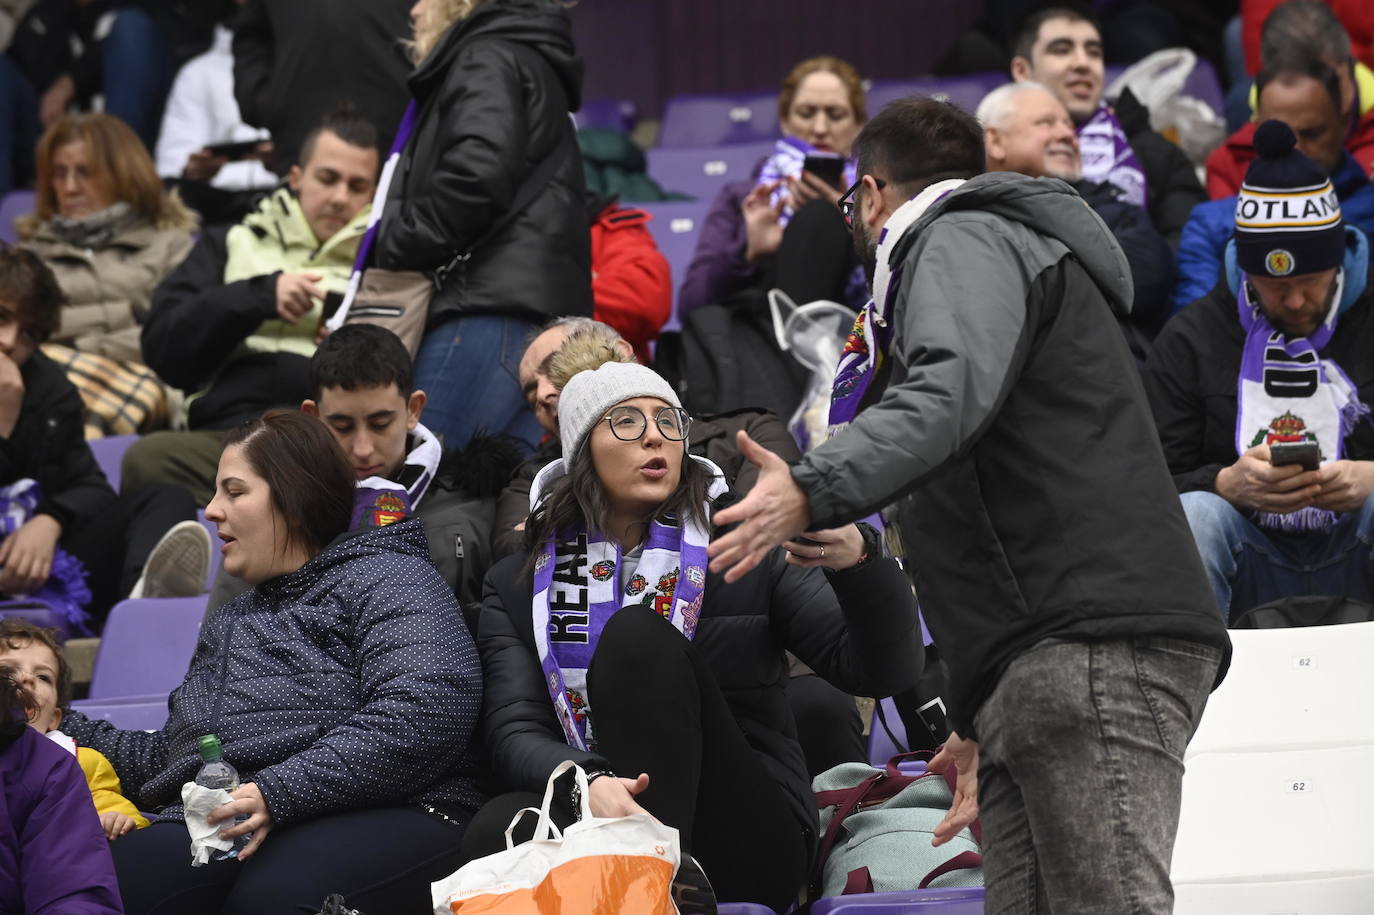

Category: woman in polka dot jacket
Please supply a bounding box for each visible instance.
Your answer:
[61,410,484,913]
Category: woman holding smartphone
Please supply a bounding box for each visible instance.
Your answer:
[678,56,869,320]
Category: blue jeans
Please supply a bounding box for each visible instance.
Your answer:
[0,54,38,195]
[974,636,1221,915]
[1180,490,1374,621]
[102,8,175,149]
[413,315,543,451]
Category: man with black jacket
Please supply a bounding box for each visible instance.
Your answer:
[1145,121,1374,623]
[232,0,411,176]
[708,97,1230,912]
[121,110,379,507]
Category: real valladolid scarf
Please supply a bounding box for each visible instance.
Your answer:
[1077,103,1148,210]
[349,421,443,529]
[528,455,727,751]
[1235,270,1370,531]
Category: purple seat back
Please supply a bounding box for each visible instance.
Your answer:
[867,696,910,767]
[867,74,1008,117]
[0,190,35,245]
[88,595,207,699]
[68,696,169,731]
[659,91,780,147]
[574,98,639,133]
[810,887,985,913]
[639,200,712,331]
[646,141,773,201]
[88,434,138,493]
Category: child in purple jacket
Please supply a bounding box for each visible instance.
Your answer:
[0,672,123,913]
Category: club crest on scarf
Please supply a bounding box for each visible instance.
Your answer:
[590,559,616,582]
[1249,411,1319,450]
[369,492,408,527]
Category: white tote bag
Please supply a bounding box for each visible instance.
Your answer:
[431,761,682,914]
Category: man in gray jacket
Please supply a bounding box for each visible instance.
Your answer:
[708,97,1230,912]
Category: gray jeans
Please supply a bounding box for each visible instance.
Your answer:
[973,636,1222,914]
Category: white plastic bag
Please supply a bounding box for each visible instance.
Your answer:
[1105,47,1227,166]
[766,288,858,452]
[431,761,681,914]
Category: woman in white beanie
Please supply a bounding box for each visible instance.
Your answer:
[468,361,924,910]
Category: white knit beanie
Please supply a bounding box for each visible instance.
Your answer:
[558,362,683,463]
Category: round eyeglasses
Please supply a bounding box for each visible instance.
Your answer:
[602,405,691,442]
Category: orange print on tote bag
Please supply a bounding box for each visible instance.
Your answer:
[431,761,681,915]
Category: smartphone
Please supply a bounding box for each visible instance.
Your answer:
[1269,441,1321,471]
[203,140,263,161]
[802,154,846,190]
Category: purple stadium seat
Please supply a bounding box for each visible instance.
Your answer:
[86,595,206,699]
[573,98,639,133]
[0,190,35,245]
[639,200,712,331]
[867,696,911,767]
[69,695,169,731]
[646,141,774,200]
[810,887,985,913]
[659,91,780,147]
[867,74,1008,117]
[87,434,138,492]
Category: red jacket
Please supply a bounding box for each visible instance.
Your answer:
[1242,0,1374,74]
[1205,112,1374,199]
[590,203,671,364]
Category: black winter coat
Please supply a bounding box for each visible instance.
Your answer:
[0,351,114,533]
[232,0,412,175]
[478,548,923,843]
[374,0,592,329]
[63,520,486,823]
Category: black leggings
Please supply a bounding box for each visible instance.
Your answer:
[463,607,811,912]
[110,808,466,914]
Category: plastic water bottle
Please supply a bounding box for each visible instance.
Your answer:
[195,734,250,859]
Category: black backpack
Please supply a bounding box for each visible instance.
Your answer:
[654,296,807,420]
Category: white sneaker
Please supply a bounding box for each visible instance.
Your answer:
[130,520,211,599]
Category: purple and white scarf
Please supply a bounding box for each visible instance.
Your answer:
[0,480,92,636]
[828,179,967,435]
[1235,270,1370,531]
[757,137,857,227]
[349,421,442,529]
[1077,103,1148,210]
[528,456,727,751]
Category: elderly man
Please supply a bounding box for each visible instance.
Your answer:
[1009,6,1205,246]
[1146,120,1374,623]
[708,96,1229,913]
[980,81,1173,337]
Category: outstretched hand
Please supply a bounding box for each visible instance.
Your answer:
[707,431,811,583]
[928,732,980,847]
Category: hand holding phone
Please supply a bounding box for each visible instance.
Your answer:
[801,154,846,190]
[1269,441,1321,471]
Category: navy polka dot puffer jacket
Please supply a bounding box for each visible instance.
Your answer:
[63,518,486,825]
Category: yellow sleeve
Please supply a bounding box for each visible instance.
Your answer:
[78,747,151,829]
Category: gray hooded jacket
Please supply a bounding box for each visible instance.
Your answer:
[792,173,1229,736]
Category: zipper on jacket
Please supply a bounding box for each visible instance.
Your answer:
[453,534,465,597]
